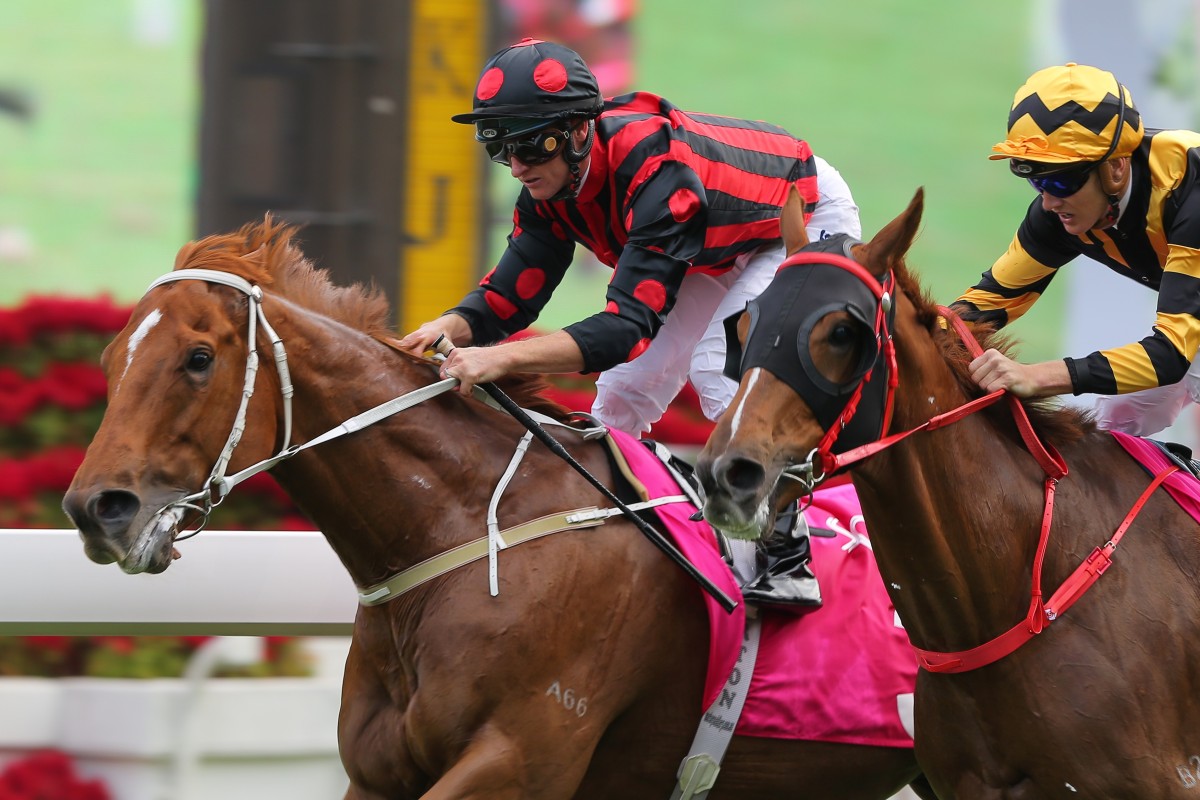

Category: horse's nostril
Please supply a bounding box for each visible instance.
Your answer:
[89,490,141,528]
[720,456,766,494]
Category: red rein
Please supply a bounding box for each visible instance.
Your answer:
[824,304,1176,673]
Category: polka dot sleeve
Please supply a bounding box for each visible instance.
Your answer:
[450,190,576,345]
[565,162,706,372]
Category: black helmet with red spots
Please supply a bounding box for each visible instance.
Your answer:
[454,39,602,201]
[451,38,603,140]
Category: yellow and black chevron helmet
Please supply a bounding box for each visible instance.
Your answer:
[990,63,1143,170]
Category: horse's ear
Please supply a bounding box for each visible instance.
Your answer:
[781,185,810,256]
[852,187,924,278]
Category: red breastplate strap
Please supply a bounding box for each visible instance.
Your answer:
[826,306,1176,673]
[912,462,1176,673]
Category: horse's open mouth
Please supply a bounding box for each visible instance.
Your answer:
[702,495,771,541]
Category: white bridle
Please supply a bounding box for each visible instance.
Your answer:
[143,268,458,538]
[139,268,644,606]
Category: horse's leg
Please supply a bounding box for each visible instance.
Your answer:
[711,738,924,800]
[907,774,940,800]
[337,648,596,800]
[418,722,596,800]
[336,631,430,799]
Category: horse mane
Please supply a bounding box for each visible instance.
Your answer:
[890,259,1094,447]
[173,215,572,422]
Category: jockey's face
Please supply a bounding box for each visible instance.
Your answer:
[1036,171,1110,235]
[507,124,590,201]
[1033,159,1127,236]
[509,148,572,200]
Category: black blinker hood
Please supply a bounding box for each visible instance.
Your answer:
[723,234,895,455]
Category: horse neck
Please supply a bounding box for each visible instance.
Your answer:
[254,297,514,589]
[852,320,1051,650]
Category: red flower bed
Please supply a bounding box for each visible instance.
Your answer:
[0,295,714,526]
[0,363,108,425]
[0,751,110,800]
[0,296,131,347]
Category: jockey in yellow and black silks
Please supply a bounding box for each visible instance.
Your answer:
[954,62,1200,436]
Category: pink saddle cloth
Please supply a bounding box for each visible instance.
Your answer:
[739,482,916,747]
[607,430,916,747]
[604,429,745,710]
[1111,431,1200,520]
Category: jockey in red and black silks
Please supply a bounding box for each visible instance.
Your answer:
[455,91,826,377]
[401,38,862,613]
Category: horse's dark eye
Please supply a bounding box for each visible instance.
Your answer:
[185,350,212,373]
[828,322,858,348]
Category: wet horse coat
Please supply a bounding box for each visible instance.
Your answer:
[63,219,932,799]
[698,188,1200,798]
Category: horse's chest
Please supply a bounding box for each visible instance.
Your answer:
[917,685,1182,797]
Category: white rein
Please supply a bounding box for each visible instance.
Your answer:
[142,269,681,605]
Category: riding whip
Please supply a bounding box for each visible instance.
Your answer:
[432,335,738,613]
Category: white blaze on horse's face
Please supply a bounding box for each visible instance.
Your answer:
[728,368,762,438]
[119,308,163,389]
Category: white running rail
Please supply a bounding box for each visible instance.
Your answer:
[0,529,357,635]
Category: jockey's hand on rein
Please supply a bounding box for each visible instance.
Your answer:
[968,350,1071,399]
[968,349,1035,397]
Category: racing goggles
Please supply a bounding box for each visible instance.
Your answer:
[1023,164,1096,198]
[484,126,570,166]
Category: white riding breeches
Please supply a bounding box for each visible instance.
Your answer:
[590,156,862,437]
[1092,347,1200,437]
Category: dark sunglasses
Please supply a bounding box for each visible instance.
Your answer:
[485,126,570,166]
[1027,166,1096,198]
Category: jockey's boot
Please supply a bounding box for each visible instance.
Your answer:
[740,502,822,614]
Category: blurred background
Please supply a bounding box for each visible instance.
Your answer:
[2,0,1196,391]
[0,0,1196,797]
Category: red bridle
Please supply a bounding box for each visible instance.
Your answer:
[777,251,900,465]
[810,304,1175,673]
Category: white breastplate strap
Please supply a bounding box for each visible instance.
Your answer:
[357,493,690,605]
[487,431,534,596]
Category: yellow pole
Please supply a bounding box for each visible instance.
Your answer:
[399,0,489,330]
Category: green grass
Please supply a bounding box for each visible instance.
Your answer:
[535,0,1064,363]
[0,0,1064,363]
[0,1,199,304]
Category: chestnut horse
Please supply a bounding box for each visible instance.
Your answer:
[62,219,932,799]
[698,187,1200,798]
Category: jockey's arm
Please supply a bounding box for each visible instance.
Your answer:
[958,215,1078,398]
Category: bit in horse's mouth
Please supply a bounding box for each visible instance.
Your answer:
[122,507,184,574]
